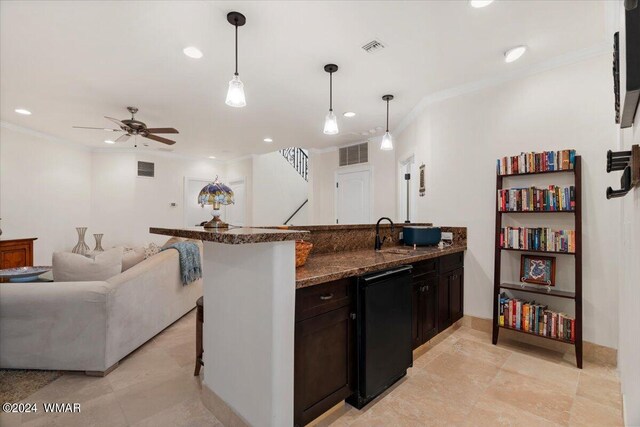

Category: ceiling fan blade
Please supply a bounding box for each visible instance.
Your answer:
[145,127,179,134]
[143,133,176,145]
[115,134,131,143]
[73,126,122,131]
[105,116,126,127]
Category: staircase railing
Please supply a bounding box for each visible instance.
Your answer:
[279,147,308,181]
[284,199,308,225]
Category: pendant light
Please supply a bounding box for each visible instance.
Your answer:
[225,12,247,108]
[380,94,394,150]
[323,64,339,135]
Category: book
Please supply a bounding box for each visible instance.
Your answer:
[497,150,576,175]
[498,293,574,341]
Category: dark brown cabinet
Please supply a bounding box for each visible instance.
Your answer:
[412,275,439,349]
[294,279,355,427]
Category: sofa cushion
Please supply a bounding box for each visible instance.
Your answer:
[144,243,161,259]
[122,247,145,271]
[53,247,124,282]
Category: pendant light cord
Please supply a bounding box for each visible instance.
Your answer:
[386,99,389,132]
[329,72,333,112]
[234,23,239,76]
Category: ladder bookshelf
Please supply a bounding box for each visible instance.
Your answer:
[491,155,582,369]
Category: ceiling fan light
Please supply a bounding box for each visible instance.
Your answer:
[380,132,393,151]
[104,140,115,144]
[323,111,339,135]
[225,75,246,108]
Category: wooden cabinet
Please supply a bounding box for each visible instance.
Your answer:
[0,238,37,270]
[294,279,355,427]
[412,253,464,348]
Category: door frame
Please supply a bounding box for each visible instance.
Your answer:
[334,164,373,224]
[225,177,246,226]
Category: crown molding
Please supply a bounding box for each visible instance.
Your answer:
[394,42,611,138]
[0,120,91,151]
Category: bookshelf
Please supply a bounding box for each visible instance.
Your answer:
[492,155,582,368]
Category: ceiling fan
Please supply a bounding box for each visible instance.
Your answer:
[73,106,178,145]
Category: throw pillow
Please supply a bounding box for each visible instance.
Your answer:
[122,246,146,271]
[144,242,161,259]
[53,247,124,282]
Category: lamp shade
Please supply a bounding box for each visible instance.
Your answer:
[198,179,234,206]
[380,131,394,151]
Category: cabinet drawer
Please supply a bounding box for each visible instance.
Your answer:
[296,278,352,321]
[412,259,438,278]
[439,252,464,274]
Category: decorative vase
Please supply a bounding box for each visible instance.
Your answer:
[72,227,90,255]
[93,234,104,252]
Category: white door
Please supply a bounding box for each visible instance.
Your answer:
[224,179,246,227]
[336,168,371,224]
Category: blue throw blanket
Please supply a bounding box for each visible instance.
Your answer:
[161,242,202,285]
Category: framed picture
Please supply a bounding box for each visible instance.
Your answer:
[520,255,556,286]
[419,164,426,197]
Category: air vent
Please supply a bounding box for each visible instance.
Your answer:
[137,161,155,178]
[339,142,369,167]
[362,39,385,54]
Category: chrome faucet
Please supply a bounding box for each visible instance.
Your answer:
[375,217,395,251]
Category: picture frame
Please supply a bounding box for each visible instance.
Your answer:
[419,164,426,197]
[520,254,556,286]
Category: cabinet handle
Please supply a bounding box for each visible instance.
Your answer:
[319,293,334,301]
[350,313,356,320]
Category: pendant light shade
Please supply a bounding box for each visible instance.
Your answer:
[226,75,246,108]
[324,111,339,135]
[323,64,339,135]
[225,12,247,108]
[380,94,394,150]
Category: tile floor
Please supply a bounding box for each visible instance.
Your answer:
[0,311,624,427]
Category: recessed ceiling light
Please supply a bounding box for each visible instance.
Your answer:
[263,138,273,143]
[343,112,356,118]
[183,46,203,59]
[208,155,216,159]
[504,45,527,63]
[470,0,494,8]
[14,108,31,115]
[104,140,115,144]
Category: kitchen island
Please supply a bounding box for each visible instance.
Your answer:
[151,224,466,427]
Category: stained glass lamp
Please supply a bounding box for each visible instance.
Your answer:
[198,177,235,229]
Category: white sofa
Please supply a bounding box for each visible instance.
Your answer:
[0,243,203,375]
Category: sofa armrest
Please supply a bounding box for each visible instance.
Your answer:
[0,281,111,371]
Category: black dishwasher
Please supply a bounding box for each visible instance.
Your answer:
[346,265,413,409]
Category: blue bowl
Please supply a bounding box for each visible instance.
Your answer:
[403,226,442,246]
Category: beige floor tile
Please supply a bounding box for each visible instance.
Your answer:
[484,370,574,426]
[569,395,624,426]
[454,325,492,344]
[422,351,501,389]
[0,411,22,427]
[106,347,185,392]
[576,372,623,410]
[113,370,201,425]
[501,352,580,395]
[444,337,511,368]
[48,393,127,427]
[463,394,563,427]
[131,397,222,427]
[165,341,196,368]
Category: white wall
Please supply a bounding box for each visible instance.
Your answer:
[308,140,397,225]
[0,125,92,265]
[90,150,224,247]
[617,3,640,423]
[252,151,309,226]
[396,55,621,349]
[225,156,253,226]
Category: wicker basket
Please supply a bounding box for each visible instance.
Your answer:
[295,240,313,268]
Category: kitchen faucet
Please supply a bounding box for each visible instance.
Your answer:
[375,217,395,251]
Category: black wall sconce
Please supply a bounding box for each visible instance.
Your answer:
[606,145,640,199]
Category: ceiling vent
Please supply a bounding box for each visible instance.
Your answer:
[361,39,385,54]
[339,142,369,167]
[137,161,155,178]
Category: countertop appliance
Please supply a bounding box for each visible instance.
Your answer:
[403,226,442,246]
[347,265,413,409]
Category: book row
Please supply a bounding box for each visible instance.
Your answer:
[498,186,576,212]
[499,295,575,342]
[497,149,576,176]
[500,227,576,253]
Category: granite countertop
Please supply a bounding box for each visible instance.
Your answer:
[150,226,307,245]
[296,243,466,288]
